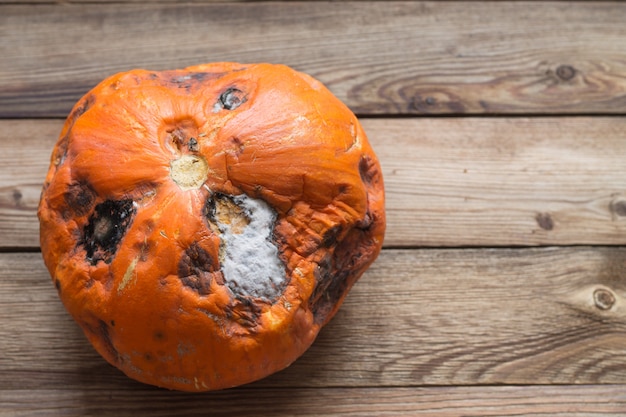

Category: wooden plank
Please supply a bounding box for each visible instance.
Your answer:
[1,247,625,389]
[1,2,625,117]
[2,117,626,249]
[0,0,603,3]
[1,385,625,417]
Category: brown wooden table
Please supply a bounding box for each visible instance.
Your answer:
[1,1,626,415]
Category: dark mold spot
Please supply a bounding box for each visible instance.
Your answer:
[70,94,95,121]
[54,95,96,169]
[310,221,379,325]
[110,320,115,327]
[218,87,247,111]
[98,319,120,363]
[230,137,245,155]
[556,65,576,81]
[187,137,199,152]
[202,192,227,221]
[82,199,136,265]
[359,155,378,185]
[356,209,374,232]
[64,181,96,217]
[226,295,262,329]
[154,330,165,341]
[160,71,226,92]
[535,212,554,231]
[322,225,343,248]
[178,243,216,296]
[53,134,70,168]
[310,254,349,325]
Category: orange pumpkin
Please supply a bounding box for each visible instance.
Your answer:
[38,62,385,391]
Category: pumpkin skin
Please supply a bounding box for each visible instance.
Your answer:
[38,62,385,392]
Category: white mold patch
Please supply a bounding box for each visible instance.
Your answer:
[209,194,286,301]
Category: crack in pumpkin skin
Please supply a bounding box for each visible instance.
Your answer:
[38,62,385,392]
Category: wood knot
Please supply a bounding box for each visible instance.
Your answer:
[535,212,554,231]
[610,199,626,217]
[555,65,576,81]
[593,288,616,311]
[12,189,24,208]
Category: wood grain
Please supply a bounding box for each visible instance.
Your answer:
[0,0,602,3]
[2,247,625,390]
[3,117,625,249]
[1,2,626,117]
[2,385,626,417]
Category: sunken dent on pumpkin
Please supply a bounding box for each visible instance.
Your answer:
[82,199,136,265]
[170,154,209,190]
[206,194,287,302]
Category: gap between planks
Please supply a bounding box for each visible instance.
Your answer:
[2,385,626,417]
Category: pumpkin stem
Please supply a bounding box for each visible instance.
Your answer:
[170,155,209,190]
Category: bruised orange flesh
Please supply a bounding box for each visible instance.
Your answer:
[38,62,385,391]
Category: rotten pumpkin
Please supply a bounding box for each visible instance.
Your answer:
[38,62,385,391]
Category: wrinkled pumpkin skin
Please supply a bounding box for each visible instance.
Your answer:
[38,62,385,391]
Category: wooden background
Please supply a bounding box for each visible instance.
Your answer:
[1,1,626,415]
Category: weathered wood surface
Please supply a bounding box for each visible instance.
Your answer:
[0,0,600,3]
[2,386,626,417]
[2,0,625,415]
[2,248,625,389]
[2,2,626,117]
[2,117,625,249]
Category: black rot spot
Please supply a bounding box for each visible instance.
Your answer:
[322,225,343,248]
[218,87,246,111]
[82,199,136,265]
